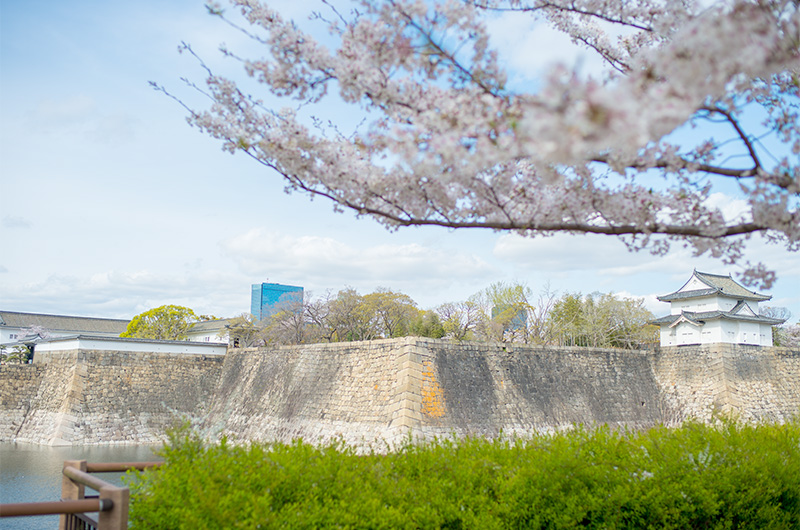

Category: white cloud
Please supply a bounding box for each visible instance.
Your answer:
[492,231,798,281]
[492,232,662,273]
[35,95,95,123]
[0,269,252,320]
[2,216,32,229]
[704,192,751,224]
[485,12,610,86]
[220,228,497,306]
[612,290,664,315]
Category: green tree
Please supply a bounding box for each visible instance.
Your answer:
[263,294,309,345]
[549,293,588,346]
[121,305,201,340]
[328,288,375,342]
[361,288,419,339]
[435,301,481,341]
[548,292,657,349]
[470,282,534,343]
[409,310,445,339]
[1,344,30,364]
[225,313,267,348]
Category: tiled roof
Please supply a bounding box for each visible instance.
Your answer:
[188,319,234,333]
[0,311,129,335]
[694,271,772,301]
[651,310,785,326]
[657,288,718,302]
[658,270,772,302]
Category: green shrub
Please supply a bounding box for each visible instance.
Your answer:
[127,419,800,529]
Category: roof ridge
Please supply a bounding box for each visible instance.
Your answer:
[694,270,730,278]
[0,310,129,322]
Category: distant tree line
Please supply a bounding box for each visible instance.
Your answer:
[225,283,660,350]
[120,288,800,350]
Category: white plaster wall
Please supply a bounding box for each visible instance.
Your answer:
[660,327,677,347]
[0,328,22,345]
[1,328,75,346]
[670,296,716,315]
[35,337,227,355]
[714,296,737,312]
[758,323,773,347]
[720,320,738,344]
[737,322,761,345]
[700,320,723,343]
[676,322,701,345]
[184,331,228,344]
[679,276,707,292]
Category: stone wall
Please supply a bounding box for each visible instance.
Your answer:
[414,341,668,438]
[652,344,800,424]
[202,339,800,447]
[0,363,46,440]
[3,349,223,445]
[201,339,415,448]
[1,339,798,446]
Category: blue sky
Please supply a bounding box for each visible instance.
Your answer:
[1,0,798,323]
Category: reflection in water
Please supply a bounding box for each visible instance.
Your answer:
[0,443,160,530]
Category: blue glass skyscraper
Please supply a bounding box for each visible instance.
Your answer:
[251,283,304,321]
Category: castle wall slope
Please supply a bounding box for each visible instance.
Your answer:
[1,339,798,446]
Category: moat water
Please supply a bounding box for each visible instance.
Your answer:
[0,443,159,530]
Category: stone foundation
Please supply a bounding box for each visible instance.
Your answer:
[1,339,798,446]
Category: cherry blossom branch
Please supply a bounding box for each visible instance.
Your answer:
[468,1,656,33]
[161,0,799,289]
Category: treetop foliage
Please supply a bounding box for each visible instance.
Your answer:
[121,304,204,340]
[227,282,659,349]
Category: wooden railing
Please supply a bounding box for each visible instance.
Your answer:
[0,459,161,530]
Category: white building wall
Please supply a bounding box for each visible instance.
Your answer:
[737,322,761,346]
[714,296,737,312]
[670,295,742,315]
[660,327,677,346]
[1,328,74,346]
[670,298,717,315]
[34,336,227,355]
[679,277,709,292]
[700,320,724,343]
[720,320,738,344]
[184,331,228,344]
[758,323,773,347]
[0,328,22,345]
[676,322,701,345]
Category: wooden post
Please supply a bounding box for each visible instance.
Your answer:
[60,460,86,530]
[97,484,129,530]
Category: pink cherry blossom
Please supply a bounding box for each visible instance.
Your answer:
[158,0,800,289]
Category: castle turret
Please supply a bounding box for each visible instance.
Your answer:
[652,270,785,346]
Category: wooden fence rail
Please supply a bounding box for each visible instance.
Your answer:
[0,460,161,530]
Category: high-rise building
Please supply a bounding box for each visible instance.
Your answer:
[250,282,304,321]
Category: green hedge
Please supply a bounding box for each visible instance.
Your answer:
[127,419,800,529]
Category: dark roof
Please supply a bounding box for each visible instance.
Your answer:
[188,319,234,333]
[658,270,772,302]
[658,288,718,302]
[0,311,129,335]
[652,310,785,327]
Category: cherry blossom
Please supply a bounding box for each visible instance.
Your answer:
[157,0,800,288]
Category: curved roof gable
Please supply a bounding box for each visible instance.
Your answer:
[693,271,771,301]
[658,270,772,302]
